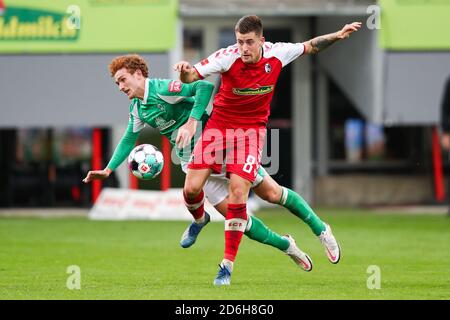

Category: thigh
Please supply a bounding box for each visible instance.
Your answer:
[184,168,212,191]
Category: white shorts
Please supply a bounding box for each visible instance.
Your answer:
[181,162,266,206]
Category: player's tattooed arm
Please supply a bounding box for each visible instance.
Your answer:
[303,22,362,55]
[309,33,340,54]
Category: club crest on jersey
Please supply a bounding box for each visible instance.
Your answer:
[156,104,166,113]
[265,63,271,73]
[169,80,182,92]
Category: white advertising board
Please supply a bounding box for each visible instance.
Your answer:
[89,188,224,221]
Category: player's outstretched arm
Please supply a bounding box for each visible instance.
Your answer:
[303,22,362,55]
[83,168,112,183]
[83,123,140,183]
[173,61,200,83]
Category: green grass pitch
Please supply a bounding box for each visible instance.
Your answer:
[0,208,449,300]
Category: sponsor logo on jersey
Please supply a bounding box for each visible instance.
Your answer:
[155,116,176,131]
[168,80,182,92]
[200,58,209,66]
[232,85,274,95]
[265,63,271,73]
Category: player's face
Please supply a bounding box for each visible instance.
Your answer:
[236,31,264,64]
[114,68,144,99]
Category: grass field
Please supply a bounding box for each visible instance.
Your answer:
[0,208,449,300]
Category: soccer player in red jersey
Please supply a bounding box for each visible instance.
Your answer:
[174,15,361,285]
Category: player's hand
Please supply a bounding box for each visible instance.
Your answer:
[442,133,450,150]
[173,61,200,83]
[173,61,193,73]
[337,22,362,39]
[82,168,112,183]
[176,118,198,149]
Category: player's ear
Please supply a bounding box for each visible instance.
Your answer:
[260,36,265,44]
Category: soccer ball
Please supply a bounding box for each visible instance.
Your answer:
[128,144,164,180]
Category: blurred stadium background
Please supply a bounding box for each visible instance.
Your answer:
[2,0,450,208]
[0,0,450,300]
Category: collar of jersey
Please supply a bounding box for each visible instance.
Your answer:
[141,78,150,104]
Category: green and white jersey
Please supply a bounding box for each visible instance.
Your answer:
[106,78,214,171]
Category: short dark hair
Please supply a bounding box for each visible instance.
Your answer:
[234,15,263,36]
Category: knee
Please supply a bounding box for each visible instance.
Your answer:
[183,182,202,199]
[229,185,247,203]
[260,186,282,204]
[230,187,245,200]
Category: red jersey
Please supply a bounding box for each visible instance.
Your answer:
[194,42,305,128]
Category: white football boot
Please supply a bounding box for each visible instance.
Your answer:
[318,223,341,264]
[283,234,313,272]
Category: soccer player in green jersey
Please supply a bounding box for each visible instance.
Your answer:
[83,54,313,271]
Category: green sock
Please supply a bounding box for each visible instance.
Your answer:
[280,187,326,236]
[244,216,290,251]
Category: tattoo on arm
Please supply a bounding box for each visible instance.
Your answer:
[309,32,340,54]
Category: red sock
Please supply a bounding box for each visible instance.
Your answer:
[183,190,205,220]
[224,203,248,262]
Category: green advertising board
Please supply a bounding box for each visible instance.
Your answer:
[0,0,177,53]
[380,0,450,50]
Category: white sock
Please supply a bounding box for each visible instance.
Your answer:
[221,259,234,272]
[195,214,205,224]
